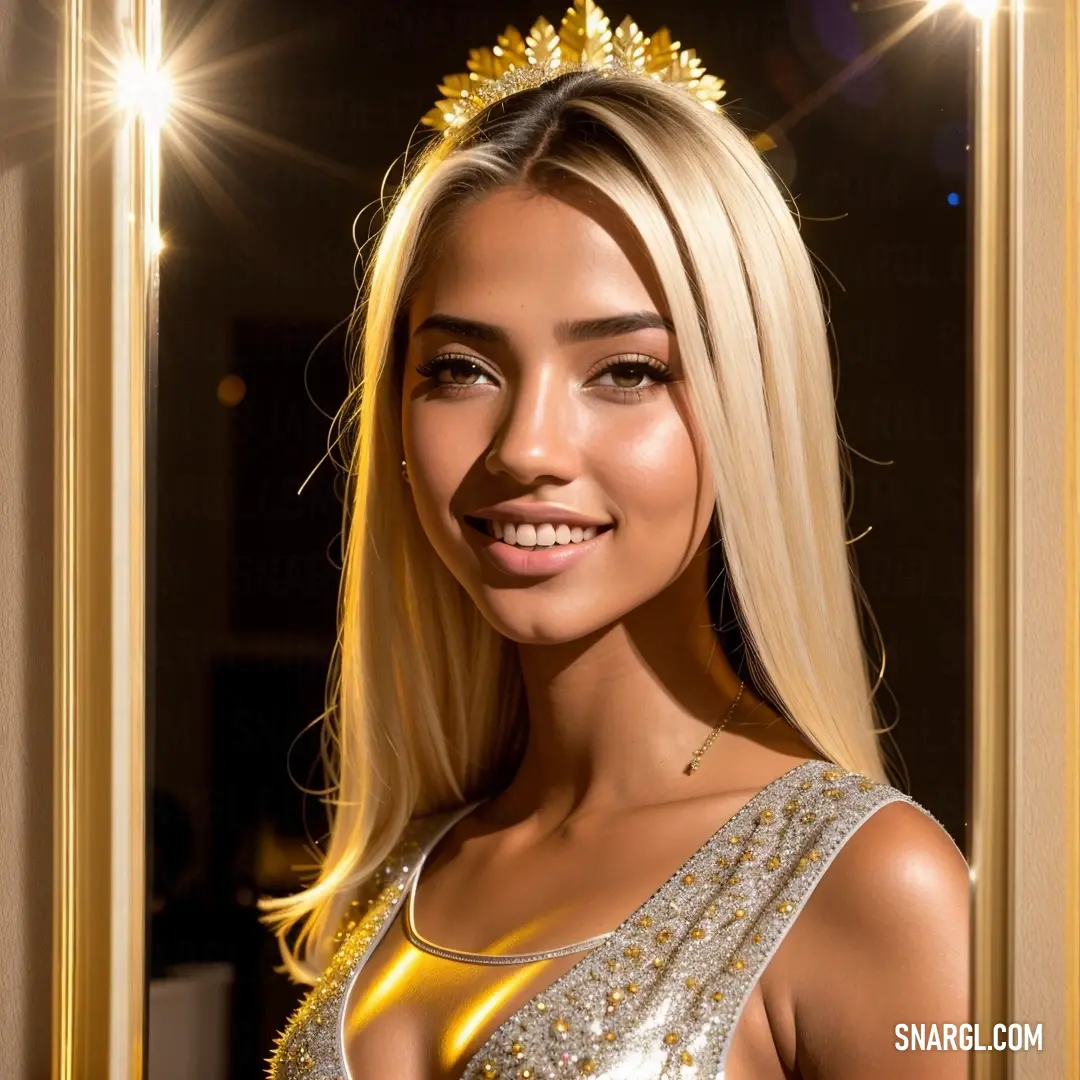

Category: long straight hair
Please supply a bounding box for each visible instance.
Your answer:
[260,70,890,982]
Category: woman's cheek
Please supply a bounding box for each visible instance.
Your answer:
[591,414,702,526]
[408,405,483,498]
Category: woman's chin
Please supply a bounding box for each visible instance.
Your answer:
[477,599,616,648]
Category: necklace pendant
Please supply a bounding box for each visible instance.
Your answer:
[683,680,745,778]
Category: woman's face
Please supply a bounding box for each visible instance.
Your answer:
[401,184,715,645]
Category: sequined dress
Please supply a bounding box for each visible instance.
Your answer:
[269,759,952,1080]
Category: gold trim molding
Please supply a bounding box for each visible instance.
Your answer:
[969,3,1080,1078]
[969,8,1014,1078]
[52,0,158,1076]
[1065,2,1080,1072]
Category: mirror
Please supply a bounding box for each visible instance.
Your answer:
[52,0,1036,1077]
[148,3,975,1073]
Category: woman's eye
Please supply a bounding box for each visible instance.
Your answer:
[592,361,670,390]
[416,356,493,386]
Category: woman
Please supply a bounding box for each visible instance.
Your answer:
[264,7,969,1078]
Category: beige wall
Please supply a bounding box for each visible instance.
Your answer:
[0,2,57,1077]
[1012,2,1079,1078]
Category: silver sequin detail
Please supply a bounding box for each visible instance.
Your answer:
[268,760,951,1080]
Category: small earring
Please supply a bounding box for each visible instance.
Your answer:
[401,458,410,483]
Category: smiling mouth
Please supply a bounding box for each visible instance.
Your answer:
[464,516,615,550]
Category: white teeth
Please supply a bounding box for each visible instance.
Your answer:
[481,519,610,548]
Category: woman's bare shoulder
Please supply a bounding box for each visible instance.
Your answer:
[813,799,969,922]
[780,799,970,1078]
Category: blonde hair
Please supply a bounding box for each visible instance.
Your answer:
[259,70,890,982]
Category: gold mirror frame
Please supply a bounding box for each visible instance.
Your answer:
[50,1,1079,1077]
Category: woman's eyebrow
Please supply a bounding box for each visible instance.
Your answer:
[412,311,674,345]
[412,314,507,344]
[558,312,675,342]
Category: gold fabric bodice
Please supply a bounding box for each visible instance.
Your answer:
[269,760,951,1080]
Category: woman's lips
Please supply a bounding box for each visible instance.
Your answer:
[465,516,612,547]
[463,516,614,578]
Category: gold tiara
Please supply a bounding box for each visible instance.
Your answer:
[420,0,727,135]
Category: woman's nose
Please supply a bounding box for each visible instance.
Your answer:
[484,368,581,485]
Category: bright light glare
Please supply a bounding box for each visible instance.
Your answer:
[926,0,998,15]
[115,55,172,129]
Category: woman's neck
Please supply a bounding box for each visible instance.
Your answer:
[496,565,751,823]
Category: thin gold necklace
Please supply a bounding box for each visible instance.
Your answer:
[684,680,745,775]
[402,682,747,966]
[402,845,615,965]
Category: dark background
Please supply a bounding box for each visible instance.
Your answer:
[149,0,973,1073]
